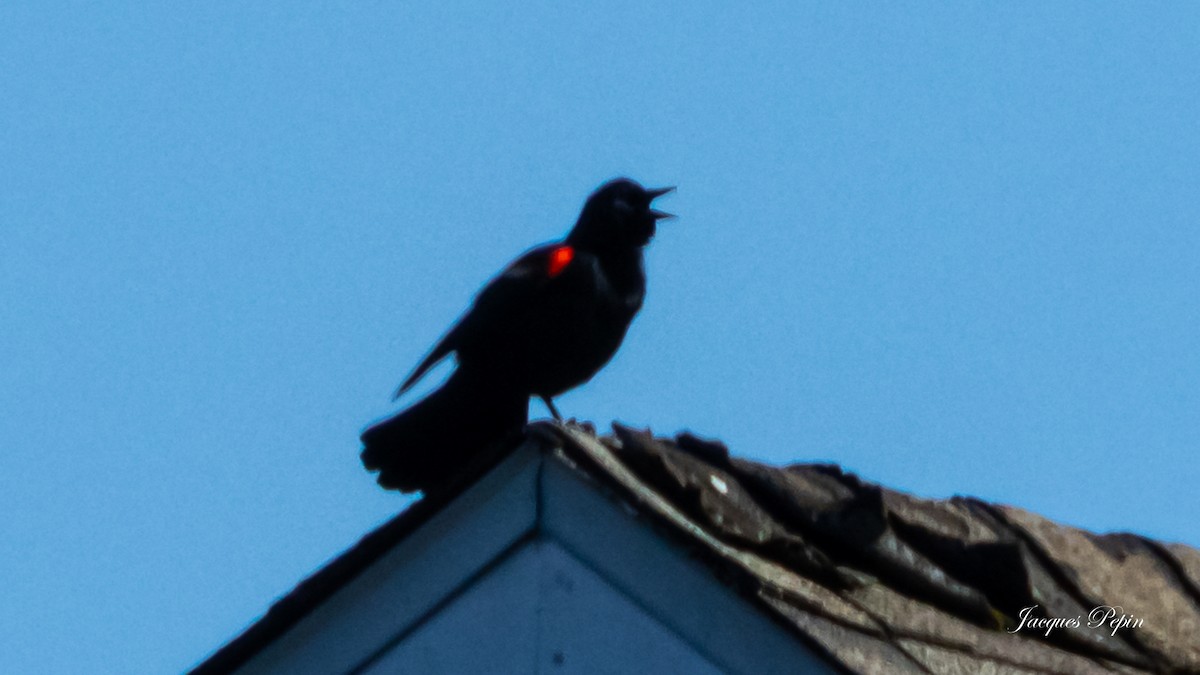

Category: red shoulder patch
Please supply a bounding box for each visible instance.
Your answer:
[547,245,575,278]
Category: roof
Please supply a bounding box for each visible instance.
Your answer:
[194,421,1200,674]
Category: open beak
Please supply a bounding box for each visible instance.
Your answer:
[647,186,675,219]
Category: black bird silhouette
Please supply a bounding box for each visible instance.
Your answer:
[361,178,674,492]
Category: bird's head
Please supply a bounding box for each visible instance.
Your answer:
[568,178,675,252]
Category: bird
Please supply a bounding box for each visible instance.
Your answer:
[361,178,674,493]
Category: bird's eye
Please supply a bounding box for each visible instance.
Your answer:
[613,199,633,213]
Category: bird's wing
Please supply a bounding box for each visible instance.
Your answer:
[393,325,459,400]
[392,243,577,400]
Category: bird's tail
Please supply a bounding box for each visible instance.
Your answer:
[360,368,529,493]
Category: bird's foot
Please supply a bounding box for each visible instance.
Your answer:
[540,395,563,422]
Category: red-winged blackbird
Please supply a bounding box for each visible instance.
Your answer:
[361,178,674,492]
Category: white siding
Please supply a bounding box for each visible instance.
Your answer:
[224,444,837,675]
[368,541,723,675]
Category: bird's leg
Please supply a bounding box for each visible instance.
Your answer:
[541,395,563,422]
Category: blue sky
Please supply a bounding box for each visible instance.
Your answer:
[3,3,1198,673]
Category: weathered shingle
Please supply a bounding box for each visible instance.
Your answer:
[552,422,1200,674]
[995,506,1200,670]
